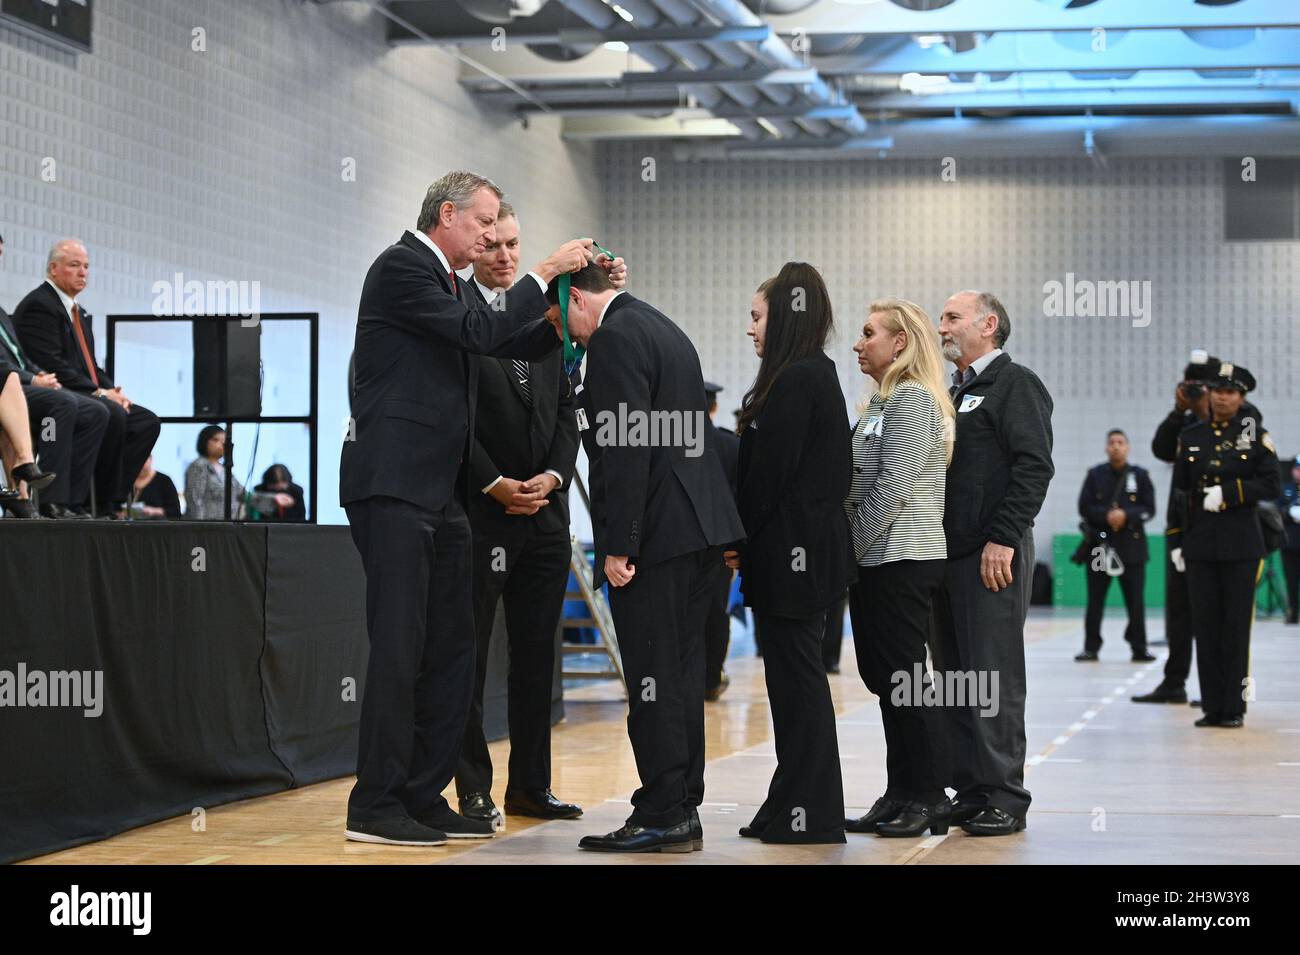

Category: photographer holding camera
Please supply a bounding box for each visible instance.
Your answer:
[1134,353,1264,706]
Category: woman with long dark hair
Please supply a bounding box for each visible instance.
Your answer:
[724,261,853,844]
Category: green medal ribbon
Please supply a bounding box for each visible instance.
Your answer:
[560,240,614,377]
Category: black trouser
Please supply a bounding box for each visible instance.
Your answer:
[345,493,474,823]
[1083,561,1148,654]
[93,397,160,507]
[850,560,947,805]
[607,547,719,828]
[929,532,1033,818]
[1162,545,1194,688]
[1282,550,1300,622]
[747,609,846,843]
[704,561,732,691]
[822,594,846,671]
[24,385,109,506]
[1186,558,1260,719]
[455,520,571,797]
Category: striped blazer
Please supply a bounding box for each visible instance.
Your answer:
[843,379,947,566]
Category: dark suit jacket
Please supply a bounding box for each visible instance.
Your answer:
[12,282,111,393]
[575,293,744,585]
[1078,462,1155,564]
[946,352,1055,559]
[736,354,854,617]
[464,279,579,536]
[339,231,559,514]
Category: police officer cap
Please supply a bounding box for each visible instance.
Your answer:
[703,381,723,400]
[1210,361,1256,393]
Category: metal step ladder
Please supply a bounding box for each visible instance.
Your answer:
[561,473,624,692]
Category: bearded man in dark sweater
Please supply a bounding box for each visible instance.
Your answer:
[930,290,1054,837]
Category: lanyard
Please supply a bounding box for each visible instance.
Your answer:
[559,241,613,378]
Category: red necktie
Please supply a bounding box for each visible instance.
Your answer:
[71,303,99,388]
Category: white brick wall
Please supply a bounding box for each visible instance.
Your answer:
[598,144,1300,562]
[0,0,601,522]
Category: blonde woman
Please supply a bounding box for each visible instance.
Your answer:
[843,299,955,838]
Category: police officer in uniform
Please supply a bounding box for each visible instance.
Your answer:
[1168,363,1280,728]
[1074,429,1156,662]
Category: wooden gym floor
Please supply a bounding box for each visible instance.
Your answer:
[22,609,1300,865]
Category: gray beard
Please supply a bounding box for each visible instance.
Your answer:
[942,340,963,362]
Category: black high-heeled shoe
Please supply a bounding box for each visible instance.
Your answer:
[12,461,56,493]
[0,491,37,519]
[845,796,905,833]
[875,799,952,838]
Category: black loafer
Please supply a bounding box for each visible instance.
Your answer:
[689,807,703,851]
[1074,650,1099,662]
[12,461,56,493]
[961,807,1026,836]
[1132,684,1188,704]
[458,792,505,831]
[40,502,76,520]
[344,816,447,846]
[1131,651,1157,662]
[504,788,582,819]
[846,796,905,833]
[1218,715,1244,728]
[875,800,952,838]
[579,820,693,853]
[414,808,496,839]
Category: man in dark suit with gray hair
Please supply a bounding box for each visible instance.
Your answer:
[340,170,600,847]
[932,290,1054,837]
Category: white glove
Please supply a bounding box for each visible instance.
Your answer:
[1171,548,1185,574]
[1202,485,1224,512]
[1289,504,1300,523]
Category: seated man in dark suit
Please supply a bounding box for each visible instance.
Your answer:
[0,233,109,519]
[13,239,160,518]
[550,264,745,854]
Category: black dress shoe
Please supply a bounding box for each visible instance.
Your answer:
[578,820,693,853]
[846,796,905,833]
[67,505,93,519]
[1195,713,1242,728]
[414,808,496,839]
[1131,651,1157,662]
[344,816,447,846]
[825,661,840,674]
[875,800,952,838]
[1074,650,1099,662]
[458,792,505,831]
[1132,684,1188,704]
[689,807,703,851]
[1189,699,1201,707]
[960,807,1026,837]
[40,502,76,520]
[738,824,760,838]
[504,788,582,819]
[949,799,986,825]
[704,671,730,702]
[12,462,56,493]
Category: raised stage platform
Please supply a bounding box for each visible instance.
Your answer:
[0,520,562,864]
